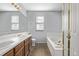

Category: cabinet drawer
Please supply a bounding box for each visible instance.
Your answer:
[25,37,32,45]
[4,49,14,56]
[25,39,29,44]
[15,41,24,53]
[28,37,32,41]
[28,37,32,45]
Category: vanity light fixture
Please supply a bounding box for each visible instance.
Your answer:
[11,3,15,5]
[11,3,26,17]
[11,3,22,10]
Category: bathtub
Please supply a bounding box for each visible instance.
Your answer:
[47,33,63,56]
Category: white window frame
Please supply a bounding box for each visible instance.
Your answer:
[36,16,44,30]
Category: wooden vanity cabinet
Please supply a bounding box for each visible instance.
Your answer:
[28,37,32,55]
[3,36,32,56]
[15,46,24,56]
[15,41,25,56]
[4,49,14,56]
[25,37,32,56]
[25,38,29,56]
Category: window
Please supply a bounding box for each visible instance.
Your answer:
[11,16,19,30]
[36,16,44,30]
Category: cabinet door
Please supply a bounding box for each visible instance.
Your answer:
[25,37,32,55]
[4,49,14,56]
[15,41,24,56]
[28,39,32,51]
[15,47,24,56]
[28,37,32,52]
[15,41,24,53]
[25,42,29,56]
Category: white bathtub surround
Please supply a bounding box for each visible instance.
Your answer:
[47,33,62,42]
[47,37,63,56]
[47,33,63,56]
[0,32,32,56]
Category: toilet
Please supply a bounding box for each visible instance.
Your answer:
[32,38,36,46]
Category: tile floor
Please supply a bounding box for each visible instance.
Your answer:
[30,43,51,56]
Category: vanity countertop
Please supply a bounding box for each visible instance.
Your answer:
[0,32,32,56]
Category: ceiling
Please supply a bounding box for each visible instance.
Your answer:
[0,3,18,11]
[0,3,63,11]
[22,3,63,11]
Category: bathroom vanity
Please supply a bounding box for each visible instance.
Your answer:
[4,49,14,56]
[0,32,32,56]
[4,37,32,56]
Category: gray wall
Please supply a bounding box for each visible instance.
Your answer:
[0,11,62,43]
[27,11,62,43]
[0,11,28,35]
